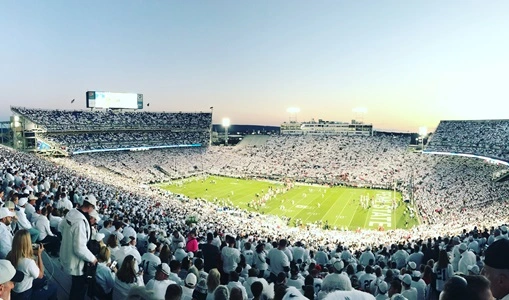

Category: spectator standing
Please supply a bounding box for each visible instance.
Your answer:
[59,194,98,300]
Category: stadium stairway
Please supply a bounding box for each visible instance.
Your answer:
[42,253,72,299]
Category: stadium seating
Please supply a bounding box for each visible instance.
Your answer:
[425,120,509,161]
[11,107,212,153]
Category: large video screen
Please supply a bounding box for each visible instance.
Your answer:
[86,91,143,109]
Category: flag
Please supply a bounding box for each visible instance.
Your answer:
[71,99,75,103]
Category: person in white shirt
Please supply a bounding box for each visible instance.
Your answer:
[0,259,25,300]
[267,239,290,283]
[392,245,409,269]
[226,271,248,300]
[48,209,63,235]
[0,208,15,259]
[175,242,188,262]
[400,274,417,300]
[359,247,375,267]
[410,271,426,300]
[222,235,241,275]
[458,243,476,275]
[113,254,145,300]
[242,242,255,267]
[182,273,197,300]
[169,260,183,285]
[34,207,60,256]
[95,246,116,298]
[358,265,377,293]
[99,220,113,244]
[24,195,37,223]
[146,263,175,300]
[15,197,39,243]
[374,281,389,300]
[141,243,161,284]
[171,230,186,252]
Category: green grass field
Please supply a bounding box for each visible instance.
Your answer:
[157,175,419,230]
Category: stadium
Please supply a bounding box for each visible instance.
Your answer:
[2,93,509,299]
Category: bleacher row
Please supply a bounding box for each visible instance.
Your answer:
[12,107,213,153]
[426,120,509,161]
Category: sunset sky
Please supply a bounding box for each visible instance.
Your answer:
[1,1,508,131]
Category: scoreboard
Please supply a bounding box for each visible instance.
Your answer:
[86,91,143,109]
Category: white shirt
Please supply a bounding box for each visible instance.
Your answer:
[49,215,63,231]
[0,222,13,259]
[35,215,54,241]
[182,286,195,300]
[222,246,241,273]
[141,252,161,278]
[96,262,115,294]
[227,281,248,300]
[13,258,39,293]
[16,207,32,230]
[112,276,144,300]
[267,248,290,275]
[146,278,174,300]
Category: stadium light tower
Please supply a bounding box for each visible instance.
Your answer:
[286,107,300,123]
[222,118,230,146]
[419,126,428,150]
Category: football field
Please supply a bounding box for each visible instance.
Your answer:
[157,175,419,230]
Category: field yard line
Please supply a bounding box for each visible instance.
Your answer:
[345,192,360,229]
[321,194,341,222]
[338,192,356,226]
[300,191,335,225]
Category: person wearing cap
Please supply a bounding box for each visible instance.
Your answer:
[146,263,175,300]
[59,193,98,300]
[175,242,188,262]
[141,243,162,284]
[14,196,39,243]
[375,281,389,300]
[409,270,425,300]
[399,274,417,300]
[0,259,25,300]
[0,208,15,259]
[458,243,476,275]
[482,239,509,299]
[182,273,197,300]
[24,194,37,223]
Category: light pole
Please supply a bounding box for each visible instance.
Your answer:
[222,118,230,146]
[286,107,300,123]
[419,126,427,150]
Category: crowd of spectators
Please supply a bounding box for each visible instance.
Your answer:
[1,131,509,299]
[67,134,509,231]
[426,120,509,161]
[43,131,209,153]
[11,107,212,153]
[12,107,212,132]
